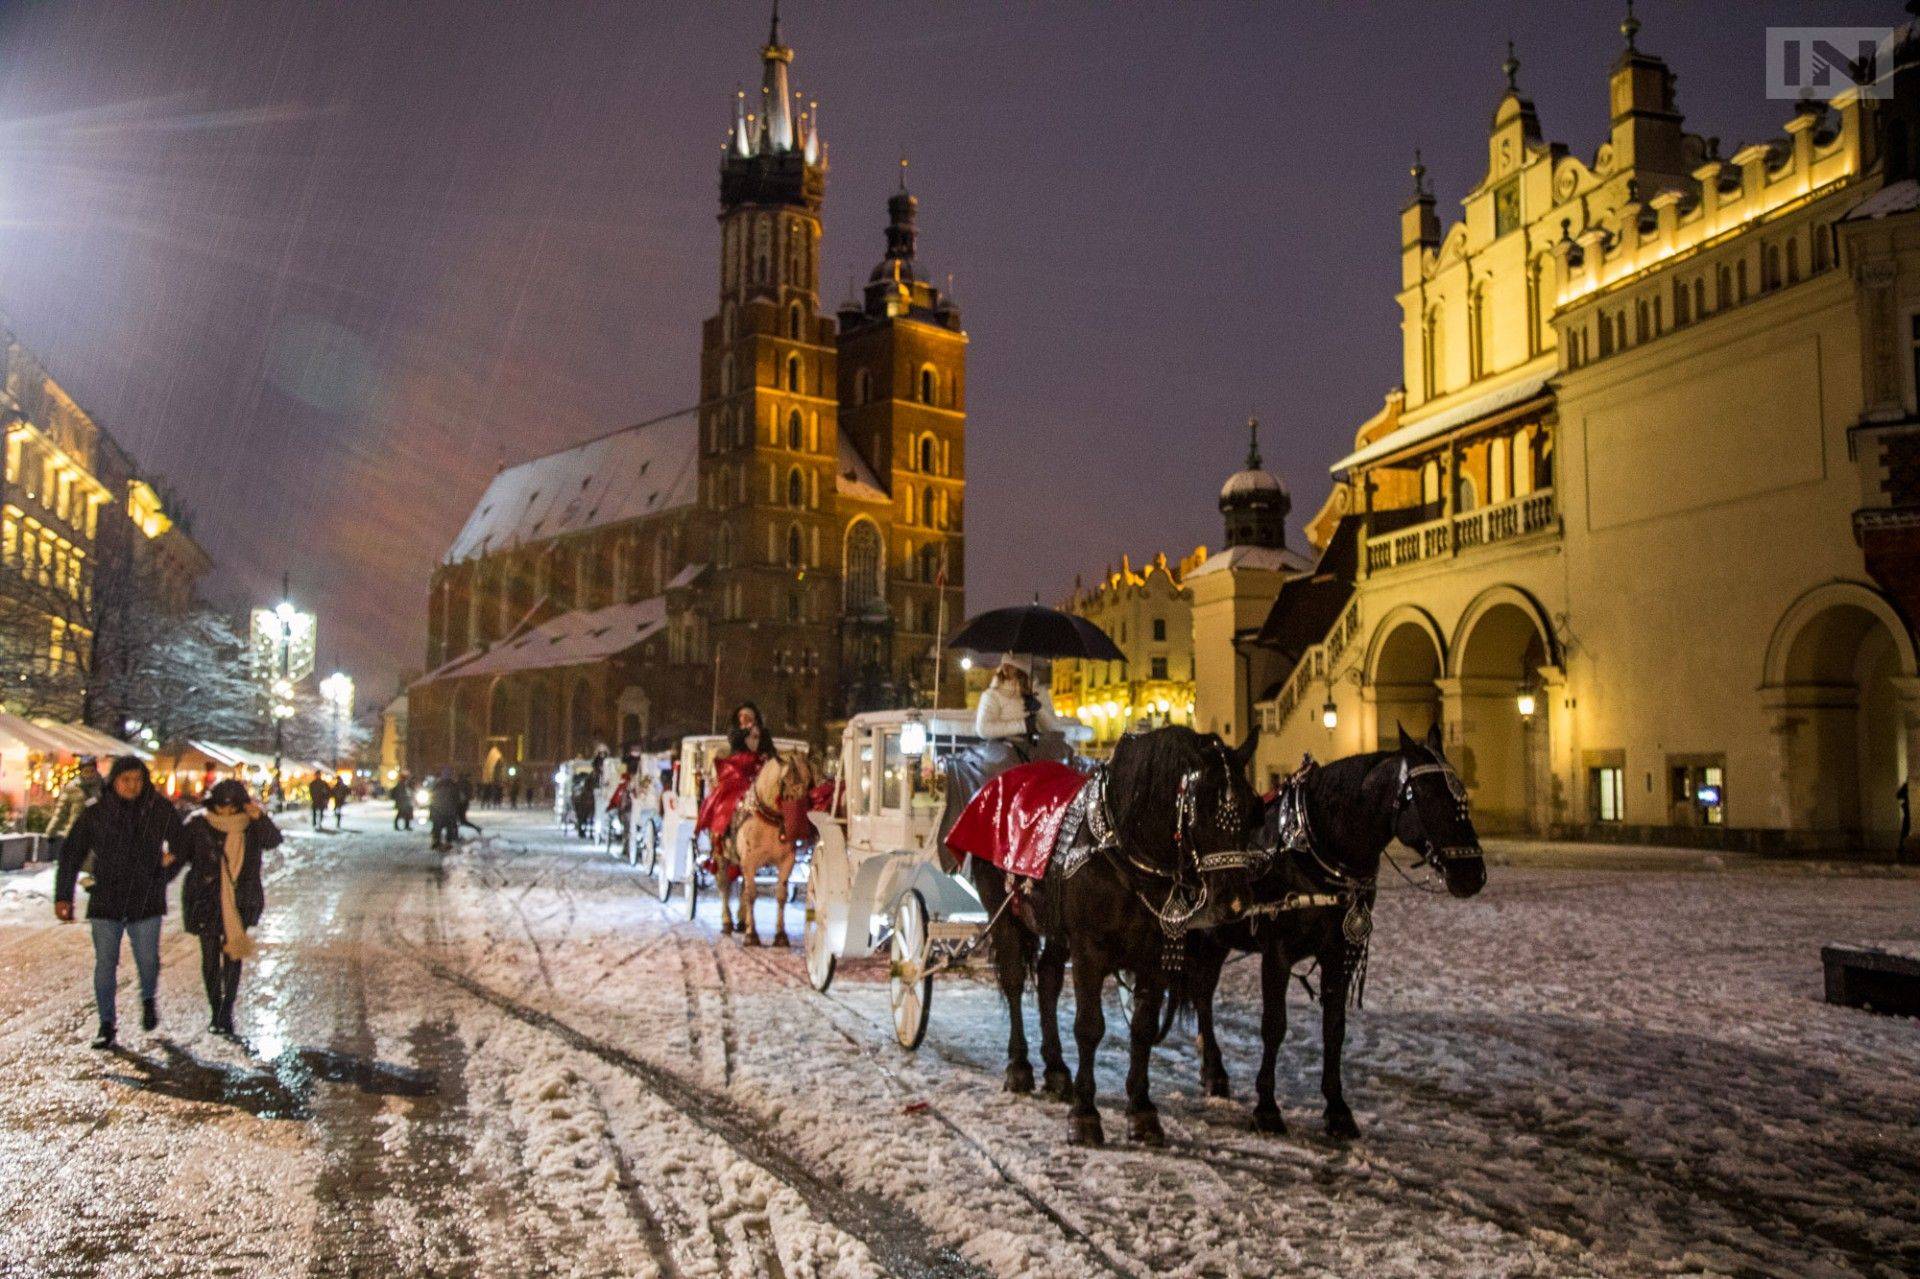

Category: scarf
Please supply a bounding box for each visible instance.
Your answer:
[203,812,259,961]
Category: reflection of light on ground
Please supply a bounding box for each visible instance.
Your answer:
[246,950,290,1061]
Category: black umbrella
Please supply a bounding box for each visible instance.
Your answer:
[946,603,1125,662]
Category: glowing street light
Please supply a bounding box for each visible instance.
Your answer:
[320,671,354,773]
[1321,698,1339,730]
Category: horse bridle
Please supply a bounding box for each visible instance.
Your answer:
[1394,748,1483,872]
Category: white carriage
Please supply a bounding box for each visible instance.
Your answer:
[802,708,991,1050]
[648,733,811,913]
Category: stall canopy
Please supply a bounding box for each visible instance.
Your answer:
[28,720,148,760]
[0,711,73,757]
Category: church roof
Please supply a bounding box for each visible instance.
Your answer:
[443,410,699,565]
[421,597,669,684]
[1220,468,1286,501]
[835,435,889,503]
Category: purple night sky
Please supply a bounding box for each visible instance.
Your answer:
[0,1,1888,696]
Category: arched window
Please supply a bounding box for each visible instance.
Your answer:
[1787,238,1801,283]
[919,366,936,404]
[919,544,940,583]
[786,409,803,451]
[786,467,804,508]
[785,523,804,568]
[788,304,802,340]
[787,354,801,392]
[1420,459,1441,507]
[1455,474,1478,513]
[719,355,734,397]
[854,368,872,405]
[844,521,883,609]
[918,435,935,473]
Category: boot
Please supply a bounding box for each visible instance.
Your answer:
[218,994,237,1036]
[141,998,158,1032]
[91,1022,116,1050]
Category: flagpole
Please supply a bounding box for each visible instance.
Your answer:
[931,542,949,710]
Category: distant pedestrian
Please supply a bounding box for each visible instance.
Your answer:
[45,755,102,868]
[509,779,522,810]
[427,775,460,850]
[393,773,415,831]
[178,780,279,1036]
[330,777,347,830]
[308,776,330,831]
[456,775,483,839]
[53,757,185,1049]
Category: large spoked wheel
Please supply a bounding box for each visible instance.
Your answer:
[888,890,933,1051]
[683,864,701,920]
[803,876,835,993]
[635,823,657,877]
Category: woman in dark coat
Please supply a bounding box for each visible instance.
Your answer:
[178,779,281,1035]
[54,756,185,1048]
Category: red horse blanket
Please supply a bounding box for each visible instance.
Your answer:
[945,761,1090,879]
[697,751,765,839]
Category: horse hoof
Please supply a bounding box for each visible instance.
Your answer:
[1042,1069,1074,1102]
[1126,1111,1166,1146]
[1004,1062,1036,1095]
[1252,1107,1288,1136]
[770,932,790,948]
[742,932,762,948]
[1325,1106,1360,1141]
[719,920,735,936]
[1201,1068,1232,1100]
[1067,1113,1105,1147]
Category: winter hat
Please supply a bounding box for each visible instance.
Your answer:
[997,654,1033,676]
[207,779,251,811]
[106,755,150,789]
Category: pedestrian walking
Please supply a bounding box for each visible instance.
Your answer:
[178,780,279,1036]
[45,755,102,869]
[427,775,460,850]
[456,774,483,839]
[330,776,347,830]
[393,773,415,831]
[53,757,185,1048]
[308,775,330,831]
[509,779,521,810]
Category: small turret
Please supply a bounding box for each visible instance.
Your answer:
[1219,418,1290,550]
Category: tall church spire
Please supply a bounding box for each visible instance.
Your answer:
[761,3,795,154]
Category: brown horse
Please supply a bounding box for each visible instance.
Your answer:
[717,751,816,945]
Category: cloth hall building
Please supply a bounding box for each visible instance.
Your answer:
[1234,16,1920,855]
[409,14,966,780]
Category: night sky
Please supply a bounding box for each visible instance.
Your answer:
[0,1,1889,698]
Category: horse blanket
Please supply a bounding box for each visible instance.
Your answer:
[945,760,1092,880]
[698,751,765,840]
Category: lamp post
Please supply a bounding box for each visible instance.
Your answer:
[251,574,314,803]
[320,672,354,775]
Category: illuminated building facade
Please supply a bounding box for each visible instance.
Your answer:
[1053,548,1208,752]
[0,323,207,720]
[1242,16,1920,854]
[410,13,966,779]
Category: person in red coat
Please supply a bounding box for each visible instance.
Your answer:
[695,705,777,871]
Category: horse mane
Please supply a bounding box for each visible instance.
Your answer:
[1300,748,1399,870]
[1108,725,1212,856]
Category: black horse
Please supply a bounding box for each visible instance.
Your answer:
[1181,724,1487,1139]
[971,725,1264,1147]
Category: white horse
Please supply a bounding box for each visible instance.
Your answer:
[717,752,817,946]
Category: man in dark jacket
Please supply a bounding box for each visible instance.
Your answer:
[54,756,185,1048]
[308,775,330,831]
[427,774,460,850]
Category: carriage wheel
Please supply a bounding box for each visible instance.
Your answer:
[635,824,657,877]
[888,891,933,1051]
[802,877,835,993]
[683,865,701,920]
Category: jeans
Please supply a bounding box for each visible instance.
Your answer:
[90,915,162,1028]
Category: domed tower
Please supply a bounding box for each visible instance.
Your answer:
[1219,417,1290,550]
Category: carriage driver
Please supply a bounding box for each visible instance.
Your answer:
[972,655,1089,745]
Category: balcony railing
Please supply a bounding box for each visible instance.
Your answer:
[1364,488,1559,574]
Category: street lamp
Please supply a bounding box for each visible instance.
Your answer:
[320,671,354,773]
[251,575,315,800]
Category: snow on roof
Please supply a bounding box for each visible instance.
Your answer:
[1220,468,1287,500]
[1331,372,1552,474]
[1843,179,1920,222]
[443,411,699,565]
[1186,543,1309,579]
[666,562,708,591]
[440,597,668,682]
[835,436,889,503]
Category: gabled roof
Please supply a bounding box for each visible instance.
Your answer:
[1186,543,1309,580]
[422,597,669,684]
[443,410,699,564]
[835,436,889,503]
[1256,517,1360,660]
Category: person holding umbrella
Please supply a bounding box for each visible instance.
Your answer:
[973,654,1086,744]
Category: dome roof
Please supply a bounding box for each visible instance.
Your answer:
[1221,467,1287,502]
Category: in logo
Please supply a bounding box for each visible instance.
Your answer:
[1766,27,1895,101]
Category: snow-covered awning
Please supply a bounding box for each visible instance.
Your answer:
[1331,373,1553,474]
[28,720,147,760]
[425,597,669,683]
[0,711,73,756]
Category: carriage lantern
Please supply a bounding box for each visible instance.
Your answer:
[900,719,928,757]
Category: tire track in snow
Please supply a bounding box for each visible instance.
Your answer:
[410,951,990,1279]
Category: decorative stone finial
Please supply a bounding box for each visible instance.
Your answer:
[1245,416,1263,471]
[1621,0,1640,52]
[1503,39,1521,92]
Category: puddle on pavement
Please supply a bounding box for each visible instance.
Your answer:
[103,1040,437,1122]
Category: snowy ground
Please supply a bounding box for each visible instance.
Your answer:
[0,806,1915,1279]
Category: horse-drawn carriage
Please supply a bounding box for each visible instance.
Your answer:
[802,708,995,1049]
[644,732,811,914]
